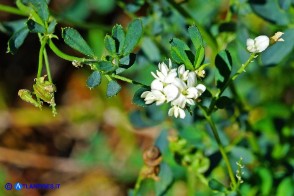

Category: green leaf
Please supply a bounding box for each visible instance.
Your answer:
[95,61,116,73]
[62,27,95,57]
[126,0,145,13]
[277,177,294,196]
[86,71,101,88]
[0,19,27,34]
[122,19,143,55]
[26,19,46,33]
[155,163,173,196]
[208,179,226,192]
[250,0,290,25]
[7,27,29,54]
[194,47,205,68]
[132,87,149,107]
[115,68,126,74]
[141,37,160,61]
[112,24,125,54]
[104,35,116,55]
[107,80,121,97]
[188,26,203,50]
[257,168,272,196]
[188,26,205,68]
[279,0,292,10]
[170,38,194,70]
[119,53,136,68]
[48,19,57,34]
[22,0,49,23]
[215,50,232,88]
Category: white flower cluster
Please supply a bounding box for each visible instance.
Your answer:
[141,59,206,119]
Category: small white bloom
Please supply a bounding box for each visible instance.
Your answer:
[163,84,179,102]
[151,59,177,85]
[141,90,166,105]
[168,105,186,119]
[246,35,270,53]
[178,65,189,81]
[151,79,164,91]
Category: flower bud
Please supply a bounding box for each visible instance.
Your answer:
[270,32,284,44]
[246,35,270,53]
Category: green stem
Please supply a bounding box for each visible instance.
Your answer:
[208,53,257,114]
[133,173,143,196]
[204,113,237,188]
[0,4,27,16]
[111,74,148,87]
[187,167,196,195]
[166,0,218,53]
[48,40,86,62]
[37,36,48,77]
[43,48,52,82]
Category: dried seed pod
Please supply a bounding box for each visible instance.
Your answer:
[141,165,160,181]
[18,89,42,108]
[143,146,162,167]
[33,75,56,105]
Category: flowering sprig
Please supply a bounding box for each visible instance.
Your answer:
[236,157,245,184]
[246,32,284,53]
[141,59,206,119]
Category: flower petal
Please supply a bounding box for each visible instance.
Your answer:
[159,62,168,76]
[178,107,186,119]
[255,35,269,52]
[151,79,164,91]
[246,38,255,53]
[163,84,179,102]
[171,94,186,108]
[141,91,150,98]
[196,84,206,94]
[187,72,197,87]
[173,78,186,91]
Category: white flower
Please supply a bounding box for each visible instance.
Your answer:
[168,105,186,119]
[246,35,269,53]
[141,90,166,105]
[151,79,179,102]
[178,65,189,81]
[151,59,177,85]
[141,59,207,119]
[171,72,206,108]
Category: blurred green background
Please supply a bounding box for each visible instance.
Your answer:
[0,0,293,195]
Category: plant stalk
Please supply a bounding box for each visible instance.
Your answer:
[206,116,237,188]
[43,49,52,82]
[0,4,27,16]
[37,36,48,77]
[208,53,256,114]
[48,40,86,62]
